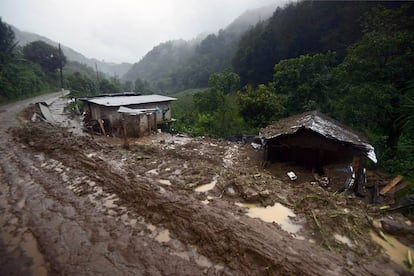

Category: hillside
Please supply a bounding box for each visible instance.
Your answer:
[11,25,132,77]
[233,1,411,85]
[122,3,279,93]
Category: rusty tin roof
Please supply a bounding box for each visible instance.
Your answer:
[260,111,377,163]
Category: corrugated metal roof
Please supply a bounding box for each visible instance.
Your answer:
[117,106,155,115]
[85,95,176,107]
[260,111,377,163]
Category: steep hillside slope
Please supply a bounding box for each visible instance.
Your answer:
[123,3,279,93]
[233,1,409,85]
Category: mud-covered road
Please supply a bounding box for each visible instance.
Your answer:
[0,93,408,275]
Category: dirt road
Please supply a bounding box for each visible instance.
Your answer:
[0,93,407,275]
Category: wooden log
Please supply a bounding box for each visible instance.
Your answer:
[389,181,410,195]
[380,175,404,195]
[98,119,106,136]
[381,219,414,236]
[121,115,129,149]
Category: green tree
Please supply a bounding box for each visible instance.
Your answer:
[0,58,47,101]
[334,5,414,149]
[23,41,66,74]
[0,19,48,102]
[191,70,246,137]
[0,17,16,66]
[400,81,414,134]
[273,51,338,114]
[134,77,151,93]
[123,80,133,91]
[238,84,287,128]
[193,93,245,137]
[109,76,122,92]
[194,70,240,113]
[193,88,224,114]
[99,77,122,94]
[66,72,97,97]
[208,69,240,95]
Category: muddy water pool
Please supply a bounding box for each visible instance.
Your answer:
[195,175,218,193]
[236,202,302,234]
[370,230,412,270]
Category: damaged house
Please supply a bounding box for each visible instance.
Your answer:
[260,111,377,192]
[81,94,176,137]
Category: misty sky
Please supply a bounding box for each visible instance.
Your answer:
[0,0,287,63]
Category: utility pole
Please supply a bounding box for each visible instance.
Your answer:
[95,62,100,93]
[58,43,64,91]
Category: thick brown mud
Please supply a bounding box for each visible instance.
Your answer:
[0,93,410,275]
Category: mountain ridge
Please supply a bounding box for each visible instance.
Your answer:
[11,25,132,78]
[122,3,280,93]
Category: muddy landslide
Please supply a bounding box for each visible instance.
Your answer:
[0,93,408,275]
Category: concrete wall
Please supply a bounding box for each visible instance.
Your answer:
[83,101,171,137]
[86,101,173,126]
[121,113,156,138]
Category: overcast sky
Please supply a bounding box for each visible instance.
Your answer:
[0,0,287,63]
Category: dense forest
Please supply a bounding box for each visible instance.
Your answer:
[233,1,412,86]
[122,1,408,93]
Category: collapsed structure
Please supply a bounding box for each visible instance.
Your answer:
[260,111,377,192]
[260,111,377,167]
[81,94,176,137]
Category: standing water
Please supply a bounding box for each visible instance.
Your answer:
[236,202,302,234]
[195,175,218,193]
[370,230,412,270]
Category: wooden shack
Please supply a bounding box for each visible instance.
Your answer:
[81,94,176,137]
[260,111,377,171]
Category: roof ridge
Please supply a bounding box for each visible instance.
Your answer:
[259,111,376,162]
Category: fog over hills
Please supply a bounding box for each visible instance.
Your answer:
[8,2,278,84]
[11,25,132,77]
[123,3,279,93]
[224,3,277,36]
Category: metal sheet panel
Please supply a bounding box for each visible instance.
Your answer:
[86,95,176,107]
